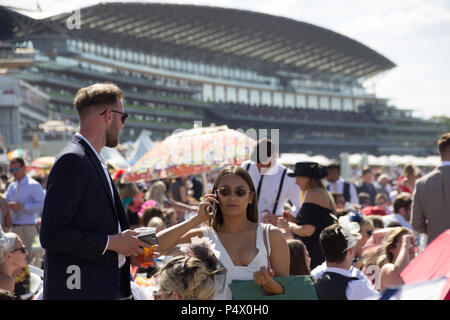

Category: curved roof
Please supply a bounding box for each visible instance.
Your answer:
[1,2,395,79]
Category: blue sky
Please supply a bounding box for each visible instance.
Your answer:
[4,0,450,119]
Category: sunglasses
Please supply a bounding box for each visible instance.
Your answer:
[9,167,20,173]
[11,246,27,254]
[100,109,128,125]
[216,187,251,197]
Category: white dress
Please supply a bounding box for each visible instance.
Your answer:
[201,223,271,300]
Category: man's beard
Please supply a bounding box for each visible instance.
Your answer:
[105,127,119,148]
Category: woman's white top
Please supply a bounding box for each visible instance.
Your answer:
[201,223,271,300]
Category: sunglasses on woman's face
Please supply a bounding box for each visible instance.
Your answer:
[216,187,251,197]
[11,246,26,254]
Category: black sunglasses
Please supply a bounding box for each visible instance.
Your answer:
[216,187,251,197]
[100,109,128,124]
[11,246,27,254]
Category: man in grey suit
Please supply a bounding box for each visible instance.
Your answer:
[412,132,450,245]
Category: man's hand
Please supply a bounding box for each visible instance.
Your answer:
[8,202,22,212]
[107,229,153,257]
[130,248,160,268]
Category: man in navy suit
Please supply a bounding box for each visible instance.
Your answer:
[40,83,153,299]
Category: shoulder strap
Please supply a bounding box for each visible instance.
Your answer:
[272,168,287,214]
[262,224,271,269]
[256,174,264,200]
[245,162,251,171]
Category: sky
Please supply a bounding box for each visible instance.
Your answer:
[3,0,450,119]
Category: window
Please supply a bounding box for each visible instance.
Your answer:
[296,94,306,108]
[238,88,248,104]
[215,85,225,102]
[250,90,259,106]
[331,97,341,111]
[262,91,271,105]
[308,95,318,109]
[319,96,330,110]
[226,87,237,103]
[203,84,213,102]
[273,92,282,107]
[343,98,353,111]
[285,94,294,108]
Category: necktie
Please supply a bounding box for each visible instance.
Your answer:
[14,182,20,221]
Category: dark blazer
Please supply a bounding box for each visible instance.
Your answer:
[40,135,131,299]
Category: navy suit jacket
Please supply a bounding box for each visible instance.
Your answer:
[40,135,131,299]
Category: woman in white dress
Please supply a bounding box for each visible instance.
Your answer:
[156,166,290,299]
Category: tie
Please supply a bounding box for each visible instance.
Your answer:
[333,182,338,193]
[13,182,20,221]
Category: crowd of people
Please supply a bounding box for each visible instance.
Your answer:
[0,82,449,301]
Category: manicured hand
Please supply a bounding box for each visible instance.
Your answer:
[196,193,219,222]
[253,266,275,286]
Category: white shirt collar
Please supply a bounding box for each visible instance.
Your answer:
[324,266,353,277]
[252,160,281,176]
[440,161,450,167]
[75,133,106,166]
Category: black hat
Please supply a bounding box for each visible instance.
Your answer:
[288,162,328,179]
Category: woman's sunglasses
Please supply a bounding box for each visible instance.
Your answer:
[216,187,251,197]
[100,109,128,124]
[11,246,27,254]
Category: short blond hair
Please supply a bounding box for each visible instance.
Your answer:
[74,82,123,117]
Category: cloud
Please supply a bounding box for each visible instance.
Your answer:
[338,1,450,39]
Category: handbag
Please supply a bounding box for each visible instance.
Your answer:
[228,224,317,300]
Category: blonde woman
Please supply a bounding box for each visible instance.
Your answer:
[0,228,28,293]
[281,162,336,269]
[153,243,223,300]
[398,163,420,194]
[377,227,416,291]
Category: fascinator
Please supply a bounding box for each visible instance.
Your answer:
[337,214,362,252]
[0,226,17,264]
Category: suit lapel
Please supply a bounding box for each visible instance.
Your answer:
[73,136,118,220]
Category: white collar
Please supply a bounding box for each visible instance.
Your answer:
[251,160,281,176]
[324,266,353,277]
[440,161,450,167]
[75,133,106,166]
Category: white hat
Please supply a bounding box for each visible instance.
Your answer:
[377,173,391,184]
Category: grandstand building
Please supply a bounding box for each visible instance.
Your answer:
[0,2,445,157]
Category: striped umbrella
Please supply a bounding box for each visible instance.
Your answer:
[124,125,256,182]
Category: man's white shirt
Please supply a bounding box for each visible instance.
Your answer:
[76,133,126,268]
[311,264,379,300]
[241,160,301,220]
[325,177,359,205]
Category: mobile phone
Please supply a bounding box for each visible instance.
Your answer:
[210,190,219,216]
[137,230,158,246]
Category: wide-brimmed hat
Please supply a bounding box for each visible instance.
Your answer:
[287,162,328,179]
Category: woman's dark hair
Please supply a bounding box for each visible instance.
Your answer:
[209,166,258,229]
[287,239,310,275]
